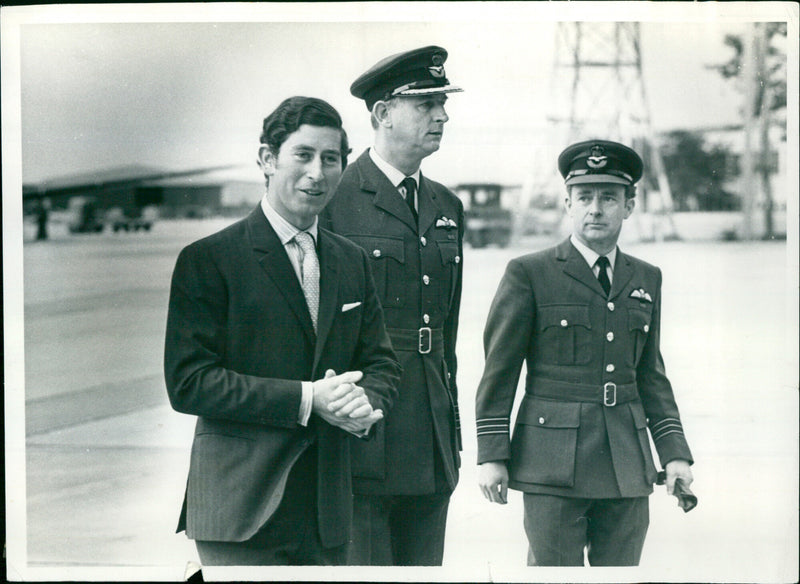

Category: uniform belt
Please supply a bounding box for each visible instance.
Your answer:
[386,327,444,354]
[529,377,638,407]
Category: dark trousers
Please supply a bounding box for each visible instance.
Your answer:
[195,445,347,566]
[348,492,451,566]
[523,493,649,566]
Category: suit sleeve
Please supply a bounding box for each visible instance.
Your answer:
[350,246,401,418]
[475,258,535,464]
[164,243,303,428]
[636,268,694,466]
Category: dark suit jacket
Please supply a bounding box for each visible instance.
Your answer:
[476,238,693,498]
[164,207,400,547]
[321,149,463,495]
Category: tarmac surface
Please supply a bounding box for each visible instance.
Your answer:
[8,218,799,582]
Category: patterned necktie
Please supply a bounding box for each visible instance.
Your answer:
[595,256,611,296]
[400,177,417,221]
[294,231,319,332]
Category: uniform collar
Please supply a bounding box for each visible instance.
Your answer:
[570,234,617,271]
[369,147,421,188]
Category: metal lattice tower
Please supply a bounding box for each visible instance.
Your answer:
[548,22,678,239]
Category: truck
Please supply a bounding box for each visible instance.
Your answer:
[455,183,513,248]
[67,196,157,234]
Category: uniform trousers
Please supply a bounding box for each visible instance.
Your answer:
[523,493,649,566]
[195,445,348,566]
[348,451,451,566]
[348,492,450,566]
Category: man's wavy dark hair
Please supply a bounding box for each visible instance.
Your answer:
[260,96,351,169]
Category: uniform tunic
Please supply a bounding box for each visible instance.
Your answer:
[321,149,463,495]
[476,238,693,498]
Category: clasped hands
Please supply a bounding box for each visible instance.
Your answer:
[312,369,383,435]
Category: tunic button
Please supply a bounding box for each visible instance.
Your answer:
[538,417,545,425]
[606,364,615,372]
[372,249,381,258]
[423,275,430,285]
[423,314,430,324]
[420,236,427,246]
[607,301,615,311]
[560,319,568,327]
[455,255,461,264]
[606,332,614,342]
[643,324,650,333]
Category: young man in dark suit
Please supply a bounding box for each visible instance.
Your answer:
[476,140,694,566]
[164,96,400,566]
[320,46,464,566]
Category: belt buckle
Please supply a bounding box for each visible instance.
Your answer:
[418,327,432,354]
[603,382,617,407]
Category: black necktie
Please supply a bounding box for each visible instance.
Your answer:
[401,177,417,221]
[595,256,611,296]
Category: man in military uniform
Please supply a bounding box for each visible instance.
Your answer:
[475,140,694,566]
[320,46,464,566]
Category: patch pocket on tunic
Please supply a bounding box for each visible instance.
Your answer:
[510,397,581,487]
[347,235,405,307]
[629,400,658,485]
[537,304,592,364]
[627,308,652,366]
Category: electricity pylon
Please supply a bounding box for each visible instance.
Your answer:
[548,22,679,240]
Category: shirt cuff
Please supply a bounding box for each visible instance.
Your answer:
[298,381,313,426]
[348,427,369,438]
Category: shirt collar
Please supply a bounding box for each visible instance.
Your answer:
[260,193,318,245]
[570,234,617,271]
[369,147,421,188]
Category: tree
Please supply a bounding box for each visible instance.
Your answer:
[712,22,787,239]
[661,130,739,212]
[717,23,787,128]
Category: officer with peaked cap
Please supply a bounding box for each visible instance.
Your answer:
[320,46,464,566]
[475,139,695,566]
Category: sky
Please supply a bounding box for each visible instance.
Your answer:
[4,2,796,188]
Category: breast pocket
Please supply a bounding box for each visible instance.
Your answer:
[536,304,593,365]
[347,235,405,308]
[628,308,652,366]
[510,397,581,487]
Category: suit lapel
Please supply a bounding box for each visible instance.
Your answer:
[313,231,340,371]
[246,208,316,343]
[556,238,608,298]
[357,153,418,232]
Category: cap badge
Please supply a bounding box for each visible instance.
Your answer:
[428,52,446,78]
[428,65,445,78]
[587,145,608,169]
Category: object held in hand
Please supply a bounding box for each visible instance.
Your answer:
[657,470,698,512]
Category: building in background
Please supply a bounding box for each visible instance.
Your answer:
[23,165,262,236]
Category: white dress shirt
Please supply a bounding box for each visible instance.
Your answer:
[369,147,421,211]
[260,195,317,426]
[570,234,617,284]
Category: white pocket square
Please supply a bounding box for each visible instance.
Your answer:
[341,301,362,312]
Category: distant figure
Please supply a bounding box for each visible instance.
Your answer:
[321,45,465,566]
[476,139,695,566]
[164,96,400,566]
[34,198,50,240]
